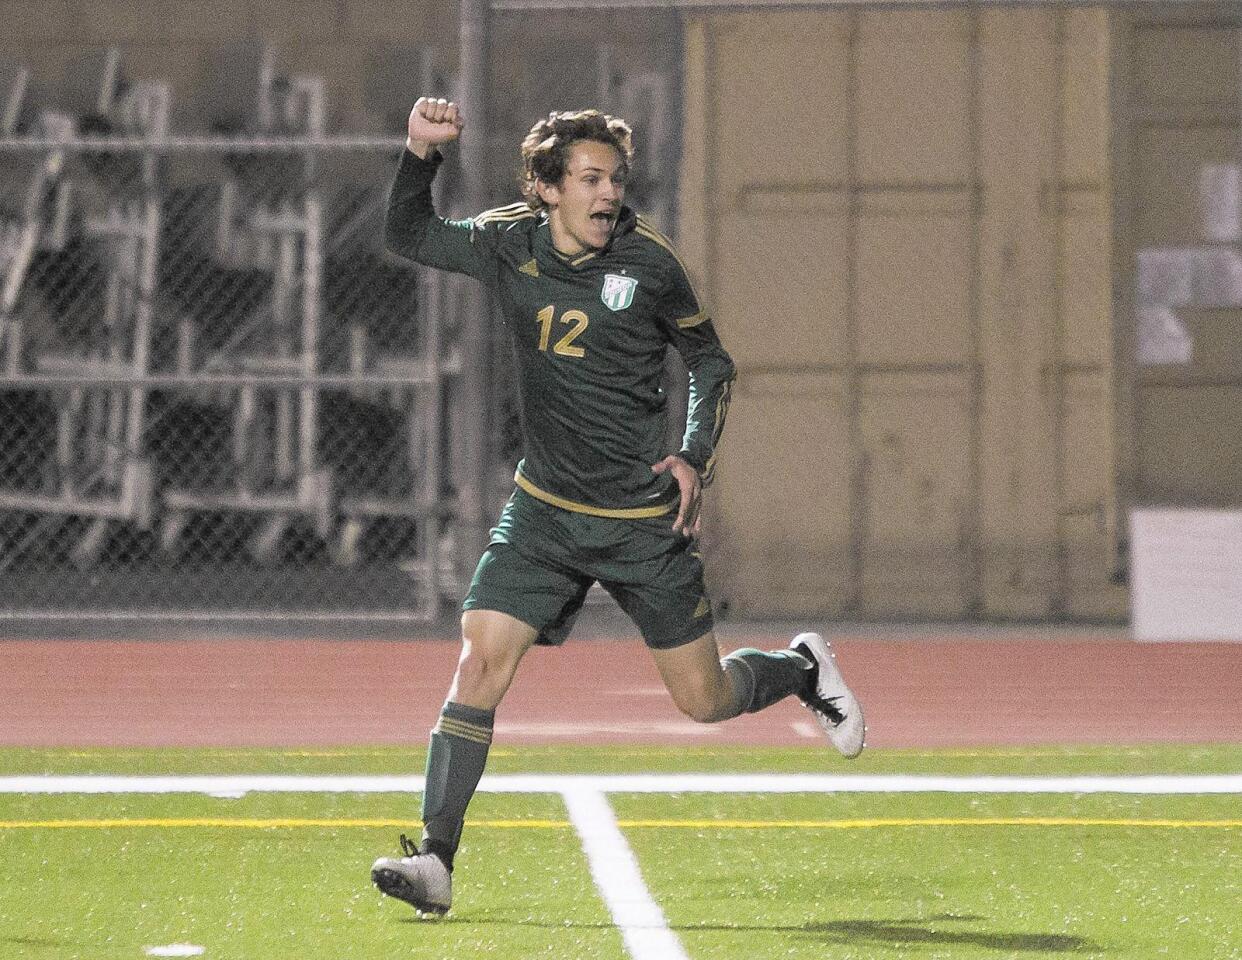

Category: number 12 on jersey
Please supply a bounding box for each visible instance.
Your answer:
[535,305,589,358]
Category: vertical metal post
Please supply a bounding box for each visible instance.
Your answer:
[416,47,447,613]
[58,391,79,492]
[455,0,493,574]
[101,265,124,480]
[1049,10,1069,618]
[275,225,298,482]
[128,196,159,489]
[965,11,985,616]
[1109,10,1137,581]
[2,65,28,135]
[843,11,864,616]
[300,193,322,480]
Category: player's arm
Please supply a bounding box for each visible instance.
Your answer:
[384,97,497,282]
[654,253,736,487]
[652,259,737,536]
[671,313,736,489]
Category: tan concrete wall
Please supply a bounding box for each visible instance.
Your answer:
[683,7,1125,620]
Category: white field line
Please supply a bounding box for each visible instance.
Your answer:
[562,787,690,960]
[2,773,1242,794]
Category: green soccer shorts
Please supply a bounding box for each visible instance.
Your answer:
[462,486,714,650]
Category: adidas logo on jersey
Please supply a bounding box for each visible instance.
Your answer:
[519,259,539,278]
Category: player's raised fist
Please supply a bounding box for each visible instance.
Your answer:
[407,97,463,157]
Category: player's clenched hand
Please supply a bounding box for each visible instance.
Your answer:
[407,97,464,159]
[651,455,702,538]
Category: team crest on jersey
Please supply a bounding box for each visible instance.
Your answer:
[601,274,638,311]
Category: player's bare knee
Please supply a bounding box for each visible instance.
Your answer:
[453,646,514,705]
[679,697,729,724]
[670,678,731,724]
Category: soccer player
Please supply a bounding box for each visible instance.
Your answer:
[370,96,865,916]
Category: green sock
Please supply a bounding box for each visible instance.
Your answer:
[721,648,812,717]
[421,701,495,870]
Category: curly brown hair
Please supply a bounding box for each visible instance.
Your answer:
[520,109,634,211]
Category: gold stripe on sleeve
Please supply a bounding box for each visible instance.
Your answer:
[700,377,733,485]
[634,219,704,308]
[474,203,537,226]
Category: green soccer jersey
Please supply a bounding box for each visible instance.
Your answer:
[385,149,736,518]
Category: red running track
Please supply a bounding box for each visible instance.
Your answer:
[2,629,1240,748]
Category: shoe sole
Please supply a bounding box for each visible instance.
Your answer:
[371,866,450,917]
[793,632,866,759]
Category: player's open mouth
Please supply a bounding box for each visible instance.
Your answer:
[590,211,615,224]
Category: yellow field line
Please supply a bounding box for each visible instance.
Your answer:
[621,818,1242,829]
[53,749,416,758]
[2,817,1240,830]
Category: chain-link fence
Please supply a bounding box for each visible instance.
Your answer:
[0,125,477,619]
[0,29,690,621]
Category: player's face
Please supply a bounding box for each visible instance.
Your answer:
[539,140,627,256]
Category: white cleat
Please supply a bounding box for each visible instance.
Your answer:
[371,835,452,916]
[790,632,866,759]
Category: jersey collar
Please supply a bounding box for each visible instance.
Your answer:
[536,206,637,268]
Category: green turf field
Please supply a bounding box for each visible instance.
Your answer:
[1,745,1240,959]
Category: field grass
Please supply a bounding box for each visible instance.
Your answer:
[1,745,1240,959]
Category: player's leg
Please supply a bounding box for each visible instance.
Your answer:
[599,523,815,722]
[601,517,865,754]
[649,628,865,757]
[648,628,814,722]
[373,490,591,916]
[423,609,537,861]
[371,609,536,916]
